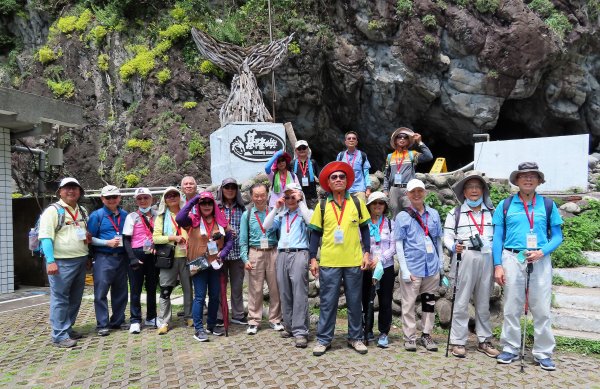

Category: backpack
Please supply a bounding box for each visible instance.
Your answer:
[502,194,554,242]
[402,207,439,257]
[336,150,368,171]
[319,194,363,226]
[31,203,89,256]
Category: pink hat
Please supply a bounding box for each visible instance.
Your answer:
[190,191,229,228]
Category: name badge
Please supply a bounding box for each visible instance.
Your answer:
[394,173,402,185]
[177,241,187,251]
[301,177,309,187]
[424,236,434,254]
[76,226,87,241]
[116,234,123,247]
[334,228,344,245]
[280,238,290,249]
[207,240,218,255]
[143,238,153,253]
[526,232,537,249]
[260,235,269,249]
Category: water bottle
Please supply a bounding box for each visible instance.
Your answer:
[29,228,39,252]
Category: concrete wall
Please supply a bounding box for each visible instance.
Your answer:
[13,198,49,287]
[0,127,14,293]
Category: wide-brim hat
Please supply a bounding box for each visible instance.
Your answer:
[390,127,415,149]
[366,191,389,213]
[284,183,303,192]
[509,162,546,186]
[319,162,355,193]
[452,171,494,209]
[56,177,84,196]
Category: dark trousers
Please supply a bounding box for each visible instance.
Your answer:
[362,265,395,336]
[93,252,129,329]
[128,249,159,323]
[192,267,221,331]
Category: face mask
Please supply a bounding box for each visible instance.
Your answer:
[466,197,483,208]
[139,206,152,213]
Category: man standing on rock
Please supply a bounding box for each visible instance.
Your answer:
[309,162,372,356]
[394,179,443,352]
[493,162,563,371]
[443,172,499,358]
[336,131,372,202]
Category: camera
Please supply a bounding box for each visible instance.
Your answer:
[212,232,224,240]
[469,234,484,250]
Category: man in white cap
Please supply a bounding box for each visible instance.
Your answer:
[394,179,443,352]
[123,187,159,334]
[264,183,313,348]
[88,185,129,336]
[291,140,321,208]
[38,177,90,347]
[493,162,563,371]
[443,171,499,358]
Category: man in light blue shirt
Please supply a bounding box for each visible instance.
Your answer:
[264,183,313,348]
[336,131,372,202]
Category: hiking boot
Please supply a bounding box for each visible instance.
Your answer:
[53,338,77,348]
[347,339,368,355]
[247,325,258,335]
[313,343,330,356]
[193,329,209,342]
[451,345,466,358]
[404,340,417,352]
[280,330,293,339]
[270,322,284,331]
[420,334,438,351]
[230,317,248,325]
[68,330,84,340]
[129,323,141,334]
[97,328,110,337]
[497,352,520,364]
[295,336,308,348]
[478,341,500,358]
[215,319,224,328]
[186,319,194,327]
[534,357,556,371]
[157,324,168,335]
[207,327,224,336]
[377,334,389,349]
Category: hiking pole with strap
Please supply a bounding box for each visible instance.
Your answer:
[520,262,534,373]
[445,240,463,357]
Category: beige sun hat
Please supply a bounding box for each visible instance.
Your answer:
[390,127,415,149]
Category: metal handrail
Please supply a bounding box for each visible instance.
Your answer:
[84,185,211,198]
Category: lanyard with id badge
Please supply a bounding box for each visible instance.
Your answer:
[202,218,219,255]
[281,212,299,248]
[254,211,270,249]
[106,213,123,246]
[67,207,87,241]
[467,210,492,254]
[414,210,434,253]
[299,161,310,187]
[394,151,407,185]
[520,194,538,250]
[331,199,347,245]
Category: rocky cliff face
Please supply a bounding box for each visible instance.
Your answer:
[2,0,599,192]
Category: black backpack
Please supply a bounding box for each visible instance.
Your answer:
[319,194,363,225]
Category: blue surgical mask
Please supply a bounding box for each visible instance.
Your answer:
[466,197,483,208]
[139,206,152,213]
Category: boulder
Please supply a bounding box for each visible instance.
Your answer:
[560,202,581,214]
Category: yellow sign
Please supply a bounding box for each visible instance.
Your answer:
[430,158,448,174]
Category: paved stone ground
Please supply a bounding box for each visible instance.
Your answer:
[1,289,599,388]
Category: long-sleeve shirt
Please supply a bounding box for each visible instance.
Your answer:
[153,210,189,259]
[443,202,494,252]
[220,203,244,260]
[382,144,433,191]
[336,149,371,193]
[263,201,313,250]
[368,216,396,269]
[292,158,321,201]
[239,206,278,263]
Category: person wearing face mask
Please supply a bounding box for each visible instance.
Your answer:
[123,188,159,334]
[443,172,499,359]
[291,140,321,208]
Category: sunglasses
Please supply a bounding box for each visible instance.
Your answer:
[104,195,119,200]
[223,184,237,190]
[165,193,180,199]
[346,137,357,141]
[396,134,410,140]
[296,145,308,151]
[283,196,296,200]
[199,201,213,206]
[329,173,346,181]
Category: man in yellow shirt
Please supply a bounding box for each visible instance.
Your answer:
[309,162,373,356]
[38,177,90,348]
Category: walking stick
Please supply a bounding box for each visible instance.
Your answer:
[445,241,462,357]
[520,262,534,373]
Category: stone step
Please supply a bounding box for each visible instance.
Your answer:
[583,251,600,265]
[553,267,600,288]
[553,328,600,342]
[551,307,600,334]
[552,285,600,311]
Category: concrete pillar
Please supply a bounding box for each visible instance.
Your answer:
[0,127,14,293]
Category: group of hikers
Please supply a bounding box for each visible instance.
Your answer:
[38,127,563,371]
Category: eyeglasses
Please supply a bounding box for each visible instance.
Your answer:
[464,184,483,190]
[329,173,346,181]
[396,134,409,140]
[104,195,119,200]
[199,201,213,206]
[165,193,180,199]
[346,137,357,141]
[223,184,237,190]
[296,145,308,151]
[518,173,539,180]
[283,196,297,200]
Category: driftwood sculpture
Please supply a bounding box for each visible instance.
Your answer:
[191,28,293,125]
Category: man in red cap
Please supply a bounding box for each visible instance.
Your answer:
[308,162,373,356]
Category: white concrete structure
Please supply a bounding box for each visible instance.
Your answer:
[474,134,589,192]
[210,122,286,184]
[0,128,12,293]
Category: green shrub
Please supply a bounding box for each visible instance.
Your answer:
[422,14,437,29]
[157,154,176,172]
[454,0,470,6]
[368,20,383,30]
[545,12,572,39]
[56,15,78,34]
[528,0,555,18]
[126,138,154,153]
[288,41,301,55]
[199,60,225,79]
[124,173,140,187]
[89,25,108,45]
[47,79,75,98]
[75,9,93,31]
[207,17,244,45]
[488,69,499,79]
[489,182,511,207]
[396,0,413,16]
[423,34,437,47]
[0,0,19,15]
[98,54,109,71]
[119,47,155,81]
[183,101,197,109]
[425,191,454,216]
[552,200,600,267]
[474,0,499,13]
[170,6,187,21]
[159,23,190,41]
[188,135,207,158]
[152,40,172,57]
[156,68,171,84]
[552,274,585,287]
[36,46,61,64]
[43,64,64,79]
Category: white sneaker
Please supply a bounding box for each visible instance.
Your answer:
[129,323,141,334]
[247,325,258,335]
[270,322,284,331]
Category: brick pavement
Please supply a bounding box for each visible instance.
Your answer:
[0,296,599,388]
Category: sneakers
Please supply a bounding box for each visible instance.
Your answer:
[420,334,438,351]
[377,334,389,349]
[144,318,158,328]
[247,325,258,335]
[347,339,368,355]
[231,317,248,325]
[129,323,141,334]
[186,319,194,327]
[207,327,224,336]
[497,351,520,364]
[53,338,77,348]
[215,319,225,328]
[193,329,209,342]
[97,328,110,337]
[157,324,168,335]
[281,331,293,339]
[404,340,417,352]
[313,343,331,356]
[534,357,556,371]
[295,336,308,348]
[270,322,285,331]
[68,330,84,340]
[478,341,500,358]
[451,345,466,358]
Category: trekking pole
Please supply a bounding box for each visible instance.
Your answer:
[445,240,462,357]
[520,262,534,373]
